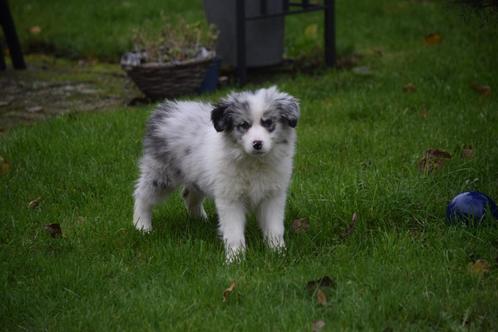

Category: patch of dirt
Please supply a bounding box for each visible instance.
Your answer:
[0,55,143,132]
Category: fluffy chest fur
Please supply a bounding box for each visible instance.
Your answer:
[212,151,293,206]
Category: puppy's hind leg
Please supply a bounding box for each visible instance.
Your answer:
[182,186,208,221]
[133,176,172,232]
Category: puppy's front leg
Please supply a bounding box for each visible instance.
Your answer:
[257,192,287,251]
[216,198,246,263]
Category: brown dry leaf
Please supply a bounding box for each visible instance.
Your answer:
[223,281,236,302]
[468,259,490,276]
[30,26,42,35]
[0,156,11,175]
[417,148,452,173]
[316,289,327,306]
[403,83,417,93]
[419,108,429,119]
[461,145,475,159]
[312,320,326,332]
[44,223,62,238]
[470,83,491,96]
[292,218,310,233]
[424,32,442,45]
[28,196,42,209]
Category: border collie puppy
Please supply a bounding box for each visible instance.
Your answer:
[133,86,299,262]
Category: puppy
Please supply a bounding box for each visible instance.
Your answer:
[133,86,299,262]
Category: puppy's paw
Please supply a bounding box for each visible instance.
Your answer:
[266,236,286,253]
[133,219,152,233]
[225,246,245,264]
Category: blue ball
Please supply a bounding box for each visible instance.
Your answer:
[446,191,498,225]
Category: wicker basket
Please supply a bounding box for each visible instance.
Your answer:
[122,52,216,100]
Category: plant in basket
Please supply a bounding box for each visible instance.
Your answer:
[121,16,218,100]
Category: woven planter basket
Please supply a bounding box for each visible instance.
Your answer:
[122,52,216,100]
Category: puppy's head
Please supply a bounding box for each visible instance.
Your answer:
[211,86,299,156]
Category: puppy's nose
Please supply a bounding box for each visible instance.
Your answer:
[252,140,263,150]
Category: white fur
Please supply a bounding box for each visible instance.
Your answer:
[133,86,299,262]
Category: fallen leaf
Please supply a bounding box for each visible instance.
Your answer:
[30,26,42,35]
[403,83,417,93]
[312,320,326,332]
[340,212,358,239]
[28,196,42,209]
[419,107,429,119]
[417,148,452,173]
[461,145,474,159]
[292,218,310,233]
[468,259,490,276]
[0,156,11,175]
[470,83,491,96]
[306,276,337,294]
[27,106,43,113]
[44,223,62,238]
[424,32,442,45]
[223,281,236,302]
[316,289,327,305]
[305,24,318,39]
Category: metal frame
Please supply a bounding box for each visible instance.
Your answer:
[235,0,335,84]
[0,0,26,70]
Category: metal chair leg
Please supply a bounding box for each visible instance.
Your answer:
[0,41,6,70]
[0,0,26,70]
[235,0,247,85]
[324,0,336,67]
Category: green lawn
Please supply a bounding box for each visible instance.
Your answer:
[2,0,498,330]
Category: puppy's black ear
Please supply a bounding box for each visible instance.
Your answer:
[277,96,300,128]
[211,103,232,132]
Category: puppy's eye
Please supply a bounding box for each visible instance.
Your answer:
[261,119,273,128]
[237,122,251,130]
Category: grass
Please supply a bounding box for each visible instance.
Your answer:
[2,0,498,330]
